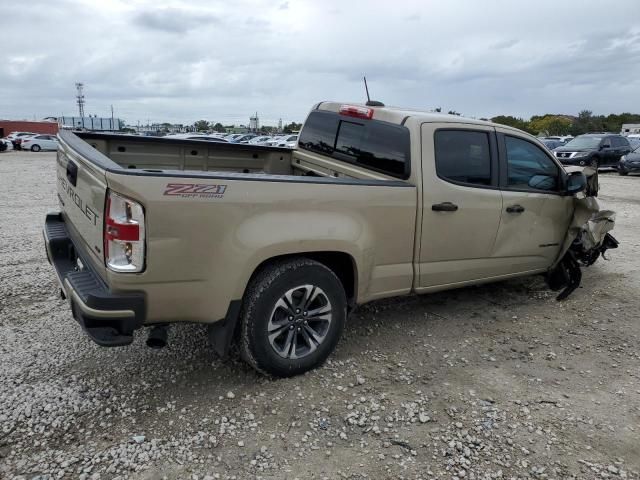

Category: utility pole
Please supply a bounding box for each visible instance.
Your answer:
[111,104,115,131]
[75,83,85,129]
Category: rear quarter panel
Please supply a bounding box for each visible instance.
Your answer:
[105,172,417,324]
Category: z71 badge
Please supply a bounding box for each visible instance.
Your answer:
[163,183,227,199]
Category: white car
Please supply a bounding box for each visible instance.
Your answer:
[248,136,274,145]
[20,134,59,152]
[6,131,38,148]
[0,138,14,152]
[274,134,298,148]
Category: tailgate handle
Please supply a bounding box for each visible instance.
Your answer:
[506,204,525,213]
[66,160,78,187]
[432,202,458,212]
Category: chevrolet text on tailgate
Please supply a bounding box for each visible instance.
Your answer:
[44,101,618,377]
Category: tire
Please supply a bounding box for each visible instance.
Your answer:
[619,169,628,176]
[240,258,347,377]
[31,144,41,152]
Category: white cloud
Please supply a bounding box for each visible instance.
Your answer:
[1,0,639,124]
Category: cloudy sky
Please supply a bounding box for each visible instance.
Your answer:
[1,0,639,126]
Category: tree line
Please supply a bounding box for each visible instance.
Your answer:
[490,111,640,136]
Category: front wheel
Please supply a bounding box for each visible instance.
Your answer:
[618,168,629,176]
[31,144,41,152]
[240,258,347,377]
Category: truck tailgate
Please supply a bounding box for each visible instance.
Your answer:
[56,130,110,271]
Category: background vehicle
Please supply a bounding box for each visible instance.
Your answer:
[230,134,258,143]
[627,137,640,150]
[618,144,640,175]
[20,134,58,151]
[0,138,14,152]
[275,134,298,148]
[7,131,37,149]
[44,102,613,377]
[544,135,573,144]
[541,139,564,150]
[247,135,273,145]
[554,134,631,168]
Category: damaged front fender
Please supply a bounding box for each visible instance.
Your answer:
[546,167,619,300]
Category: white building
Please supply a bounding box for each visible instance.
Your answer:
[621,124,640,136]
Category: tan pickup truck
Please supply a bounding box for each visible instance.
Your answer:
[44,102,617,376]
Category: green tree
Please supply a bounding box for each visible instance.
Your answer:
[283,122,302,133]
[212,122,225,133]
[193,120,210,132]
[491,115,530,132]
[529,115,572,136]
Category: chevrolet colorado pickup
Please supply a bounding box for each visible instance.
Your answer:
[44,102,617,377]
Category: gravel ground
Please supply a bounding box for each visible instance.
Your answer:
[1,150,639,480]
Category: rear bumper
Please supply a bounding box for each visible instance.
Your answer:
[44,212,146,346]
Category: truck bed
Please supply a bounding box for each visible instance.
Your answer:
[70,131,398,182]
[74,131,294,175]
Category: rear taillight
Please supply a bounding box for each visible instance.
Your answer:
[104,191,145,272]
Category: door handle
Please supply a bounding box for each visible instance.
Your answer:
[432,202,458,212]
[66,160,78,187]
[506,204,525,213]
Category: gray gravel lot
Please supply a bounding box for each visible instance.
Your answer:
[1,150,639,480]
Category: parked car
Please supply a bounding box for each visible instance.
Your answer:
[553,134,631,168]
[627,137,640,150]
[20,134,58,152]
[248,135,273,145]
[544,135,573,144]
[541,139,564,150]
[275,134,298,148]
[0,138,14,152]
[44,102,617,377]
[618,144,640,175]
[7,131,38,149]
[230,134,258,143]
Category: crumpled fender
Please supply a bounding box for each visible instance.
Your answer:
[547,166,618,299]
[553,166,614,267]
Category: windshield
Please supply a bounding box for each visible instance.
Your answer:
[565,136,602,149]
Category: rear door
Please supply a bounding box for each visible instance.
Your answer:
[492,130,573,272]
[418,124,504,288]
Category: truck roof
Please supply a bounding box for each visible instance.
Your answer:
[316,101,496,128]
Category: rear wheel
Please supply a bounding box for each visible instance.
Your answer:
[618,169,628,176]
[31,144,41,152]
[240,258,347,377]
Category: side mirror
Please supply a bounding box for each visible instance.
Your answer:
[566,171,587,195]
[600,143,611,150]
[528,174,556,191]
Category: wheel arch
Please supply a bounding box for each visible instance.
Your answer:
[244,251,358,309]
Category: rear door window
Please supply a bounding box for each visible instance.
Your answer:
[434,130,493,186]
[298,110,410,179]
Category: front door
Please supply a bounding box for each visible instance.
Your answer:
[418,124,504,288]
[492,130,573,273]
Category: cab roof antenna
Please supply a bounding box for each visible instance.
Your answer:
[363,76,385,107]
